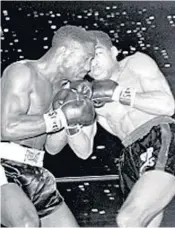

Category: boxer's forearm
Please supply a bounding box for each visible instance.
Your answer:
[68,123,97,160]
[133,91,174,115]
[1,114,47,141]
[45,130,67,155]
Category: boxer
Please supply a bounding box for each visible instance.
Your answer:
[67,29,175,227]
[1,25,96,227]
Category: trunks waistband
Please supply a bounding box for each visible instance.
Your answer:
[0,142,45,167]
[122,116,175,147]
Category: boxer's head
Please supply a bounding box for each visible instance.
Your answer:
[51,25,96,80]
[88,30,119,80]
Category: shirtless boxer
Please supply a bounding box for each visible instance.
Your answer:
[1,25,96,227]
[69,30,175,227]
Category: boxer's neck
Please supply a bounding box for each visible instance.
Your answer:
[35,50,65,83]
[110,61,121,81]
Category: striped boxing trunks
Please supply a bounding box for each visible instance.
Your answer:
[118,116,175,199]
[0,142,64,218]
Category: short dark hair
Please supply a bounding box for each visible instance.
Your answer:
[88,30,112,49]
[52,25,96,48]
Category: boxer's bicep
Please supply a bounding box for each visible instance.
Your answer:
[132,59,174,115]
[2,64,31,117]
[4,72,30,117]
[139,68,171,95]
[1,65,33,138]
[138,66,174,110]
[132,53,171,95]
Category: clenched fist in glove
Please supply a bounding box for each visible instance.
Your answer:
[54,89,95,126]
[69,79,116,108]
[43,88,95,135]
[91,80,118,107]
[92,79,136,108]
[69,80,93,99]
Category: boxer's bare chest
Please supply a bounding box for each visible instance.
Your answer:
[18,63,55,149]
[96,60,152,139]
[29,75,53,114]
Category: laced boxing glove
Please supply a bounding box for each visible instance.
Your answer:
[92,79,136,108]
[44,89,95,135]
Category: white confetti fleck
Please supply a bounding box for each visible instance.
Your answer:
[96,145,105,150]
[4,28,9,33]
[91,208,98,212]
[164,63,171,68]
[99,210,105,214]
[51,25,57,29]
[104,189,110,193]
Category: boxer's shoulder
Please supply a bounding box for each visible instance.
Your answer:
[126,51,158,73]
[2,60,34,85]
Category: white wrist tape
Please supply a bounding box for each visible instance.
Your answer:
[112,86,136,107]
[43,108,67,133]
[0,165,8,186]
[112,85,124,102]
[119,87,136,107]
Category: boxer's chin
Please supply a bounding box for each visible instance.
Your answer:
[91,69,108,80]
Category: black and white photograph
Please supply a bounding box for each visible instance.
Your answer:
[1,1,175,227]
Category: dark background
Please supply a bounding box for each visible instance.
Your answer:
[1,1,175,226]
[1,1,175,178]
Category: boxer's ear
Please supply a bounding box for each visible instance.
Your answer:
[55,46,71,65]
[111,46,119,59]
[60,46,70,56]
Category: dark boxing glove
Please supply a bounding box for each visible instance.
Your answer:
[92,80,118,107]
[69,80,93,99]
[92,80,136,108]
[53,89,79,107]
[44,89,95,135]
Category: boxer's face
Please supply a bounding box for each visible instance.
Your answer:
[90,43,115,80]
[63,42,95,81]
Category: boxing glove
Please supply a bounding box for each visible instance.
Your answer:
[92,80,118,107]
[44,89,95,133]
[53,89,79,107]
[70,80,93,99]
[92,80,136,108]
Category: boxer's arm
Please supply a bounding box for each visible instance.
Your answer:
[0,164,8,186]
[1,64,47,141]
[45,130,67,155]
[129,54,174,115]
[67,122,97,160]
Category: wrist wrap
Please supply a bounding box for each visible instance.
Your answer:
[43,109,67,133]
[112,86,136,107]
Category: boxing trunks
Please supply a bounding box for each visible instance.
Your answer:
[118,116,175,198]
[0,142,64,218]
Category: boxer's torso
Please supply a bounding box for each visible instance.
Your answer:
[95,52,159,140]
[3,60,60,150]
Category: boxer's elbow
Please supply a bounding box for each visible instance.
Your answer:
[1,124,14,140]
[80,150,93,160]
[75,146,93,160]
